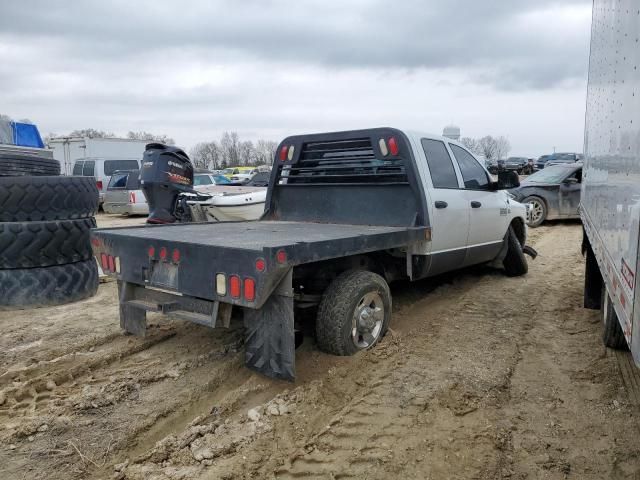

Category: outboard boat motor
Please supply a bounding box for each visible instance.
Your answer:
[140,143,196,223]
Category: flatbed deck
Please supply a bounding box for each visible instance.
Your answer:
[95,220,429,262]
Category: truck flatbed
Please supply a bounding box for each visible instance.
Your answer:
[96,220,429,264]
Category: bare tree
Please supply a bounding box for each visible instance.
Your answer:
[494,136,511,160]
[68,128,116,139]
[460,137,481,156]
[127,131,175,145]
[238,140,257,166]
[255,139,278,165]
[190,141,221,170]
[0,114,11,122]
[220,131,241,166]
[477,135,511,161]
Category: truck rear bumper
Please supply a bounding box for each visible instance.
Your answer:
[116,269,296,381]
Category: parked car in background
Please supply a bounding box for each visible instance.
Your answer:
[73,157,141,205]
[504,157,535,175]
[535,152,582,170]
[228,171,271,186]
[103,170,149,216]
[193,172,232,189]
[222,166,259,184]
[508,163,582,227]
[546,152,583,167]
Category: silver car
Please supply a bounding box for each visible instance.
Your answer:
[103,170,149,216]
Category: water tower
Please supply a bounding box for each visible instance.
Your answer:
[443,125,461,140]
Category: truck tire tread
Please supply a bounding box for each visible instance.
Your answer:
[0,176,99,222]
[316,270,391,356]
[0,259,98,308]
[0,218,96,269]
[0,155,60,176]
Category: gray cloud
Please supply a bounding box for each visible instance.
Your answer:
[1,0,589,89]
[0,1,591,155]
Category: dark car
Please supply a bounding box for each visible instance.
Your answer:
[508,163,582,227]
[536,152,581,170]
[504,157,531,175]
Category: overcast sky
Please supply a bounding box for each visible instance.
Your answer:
[0,0,591,157]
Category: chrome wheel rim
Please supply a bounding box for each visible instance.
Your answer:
[527,199,544,225]
[352,292,384,349]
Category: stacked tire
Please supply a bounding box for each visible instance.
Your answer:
[0,157,100,308]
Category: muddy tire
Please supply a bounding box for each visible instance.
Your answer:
[0,218,96,269]
[523,196,547,227]
[0,176,99,222]
[503,226,528,277]
[0,258,98,308]
[0,153,60,176]
[601,286,628,350]
[316,270,391,356]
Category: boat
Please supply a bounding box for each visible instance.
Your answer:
[186,185,267,222]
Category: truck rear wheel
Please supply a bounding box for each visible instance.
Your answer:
[316,270,391,356]
[503,226,528,277]
[601,286,628,350]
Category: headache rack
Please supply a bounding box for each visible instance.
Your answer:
[280,137,408,185]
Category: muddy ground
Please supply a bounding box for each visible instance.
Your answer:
[1,214,639,479]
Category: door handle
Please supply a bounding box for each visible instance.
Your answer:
[435,201,448,209]
[471,201,482,208]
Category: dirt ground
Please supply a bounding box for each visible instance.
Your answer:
[1,214,639,479]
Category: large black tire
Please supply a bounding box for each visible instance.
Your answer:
[601,286,628,350]
[0,176,99,222]
[0,259,98,308]
[503,226,528,277]
[523,195,547,227]
[316,270,391,356]
[0,218,96,269]
[0,153,60,176]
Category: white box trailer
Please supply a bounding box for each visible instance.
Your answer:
[582,0,640,362]
[48,137,149,175]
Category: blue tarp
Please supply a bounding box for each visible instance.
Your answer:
[11,122,44,148]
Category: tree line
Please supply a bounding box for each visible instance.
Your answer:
[460,135,511,161]
[189,132,278,170]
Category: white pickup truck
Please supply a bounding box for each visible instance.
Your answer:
[93,128,532,380]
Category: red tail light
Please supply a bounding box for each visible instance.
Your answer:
[279,145,288,162]
[172,249,180,263]
[276,249,287,264]
[91,237,101,248]
[96,180,103,190]
[148,246,155,258]
[388,137,399,156]
[108,255,115,272]
[244,278,256,301]
[159,247,168,261]
[255,258,266,272]
[229,275,241,298]
[100,253,108,270]
[129,191,136,203]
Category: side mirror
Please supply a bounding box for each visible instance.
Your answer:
[497,170,520,189]
[563,177,578,184]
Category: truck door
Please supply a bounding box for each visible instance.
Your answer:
[559,167,582,216]
[420,138,470,274]
[448,143,509,265]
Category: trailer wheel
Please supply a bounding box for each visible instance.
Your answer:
[316,270,391,356]
[503,225,528,277]
[523,196,546,227]
[601,286,628,350]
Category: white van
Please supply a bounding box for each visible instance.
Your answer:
[72,157,141,205]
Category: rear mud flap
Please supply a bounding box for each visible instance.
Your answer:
[244,270,295,381]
